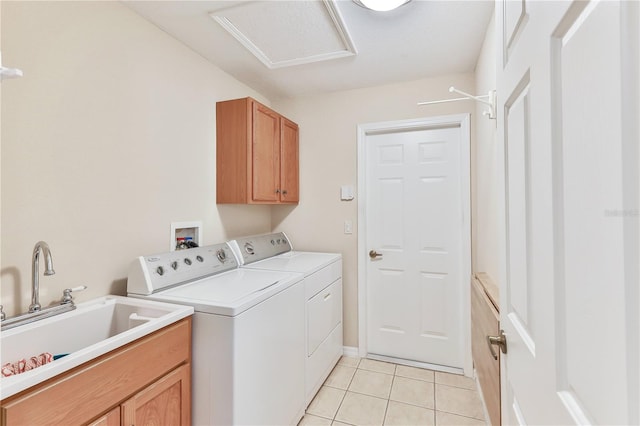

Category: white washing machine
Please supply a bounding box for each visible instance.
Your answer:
[229,233,343,404]
[127,242,305,426]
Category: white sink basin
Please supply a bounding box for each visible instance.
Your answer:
[0,296,193,399]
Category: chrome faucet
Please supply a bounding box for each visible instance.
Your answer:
[29,241,55,312]
[0,242,86,331]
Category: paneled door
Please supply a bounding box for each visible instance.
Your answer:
[252,102,280,202]
[497,1,639,424]
[359,115,470,370]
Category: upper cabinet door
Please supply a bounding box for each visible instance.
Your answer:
[252,102,280,203]
[280,118,299,203]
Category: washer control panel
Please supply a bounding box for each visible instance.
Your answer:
[229,232,292,265]
[127,242,238,295]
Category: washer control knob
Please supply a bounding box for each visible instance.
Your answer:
[196,255,204,263]
[184,258,192,266]
[156,266,165,276]
[216,249,227,263]
[271,239,275,245]
[244,243,255,255]
[171,261,178,270]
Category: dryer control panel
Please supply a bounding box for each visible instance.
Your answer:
[127,242,238,295]
[229,232,292,265]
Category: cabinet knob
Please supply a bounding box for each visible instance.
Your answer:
[275,189,281,194]
[282,190,288,195]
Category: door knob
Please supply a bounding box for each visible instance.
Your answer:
[487,329,507,360]
[369,250,383,259]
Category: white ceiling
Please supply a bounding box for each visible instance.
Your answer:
[123,0,494,100]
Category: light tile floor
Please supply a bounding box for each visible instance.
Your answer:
[300,357,486,426]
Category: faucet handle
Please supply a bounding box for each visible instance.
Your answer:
[62,285,87,304]
[0,305,5,321]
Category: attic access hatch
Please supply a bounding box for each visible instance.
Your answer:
[210,0,357,69]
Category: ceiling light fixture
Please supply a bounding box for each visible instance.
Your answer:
[353,0,411,12]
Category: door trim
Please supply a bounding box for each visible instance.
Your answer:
[356,114,472,376]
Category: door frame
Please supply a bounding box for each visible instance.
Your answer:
[356,114,472,376]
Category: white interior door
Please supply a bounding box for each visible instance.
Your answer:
[359,115,470,371]
[497,1,639,424]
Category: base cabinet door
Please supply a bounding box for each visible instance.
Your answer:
[87,407,120,426]
[122,364,191,426]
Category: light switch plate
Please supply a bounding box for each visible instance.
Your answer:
[344,220,353,234]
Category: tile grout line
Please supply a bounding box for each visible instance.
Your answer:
[435,379,487,422]
[436,381,479,391]
[381,367,396,426]
[433,380,437,424]
[320,358,484,425]
[336,388,398,403]
[331,389,348,423]
[435,408,487,422]
[329,369,439,410]
[331,360,361,423]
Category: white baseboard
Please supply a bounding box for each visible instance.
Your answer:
[367,353,463,375]
[342,346,359,357]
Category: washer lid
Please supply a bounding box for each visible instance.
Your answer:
[145,268,303,316]
[243,251,341,276]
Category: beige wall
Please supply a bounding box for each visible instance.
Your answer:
[472,13,499,282]
[1,1,497,352]
[1,1,272,316]
[273,73,476,348]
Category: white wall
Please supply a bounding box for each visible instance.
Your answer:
[473,13,499,281]
[1,1,272,316]
[273,73,476,347]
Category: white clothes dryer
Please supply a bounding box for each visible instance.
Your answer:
[127,242,305,426]
[228,233,343,404]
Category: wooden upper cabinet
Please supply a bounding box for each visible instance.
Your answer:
[216,97,299,204]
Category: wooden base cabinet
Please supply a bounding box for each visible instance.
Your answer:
[1,318,192,426]
[471,274,500,426]
[216,97,299,204]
